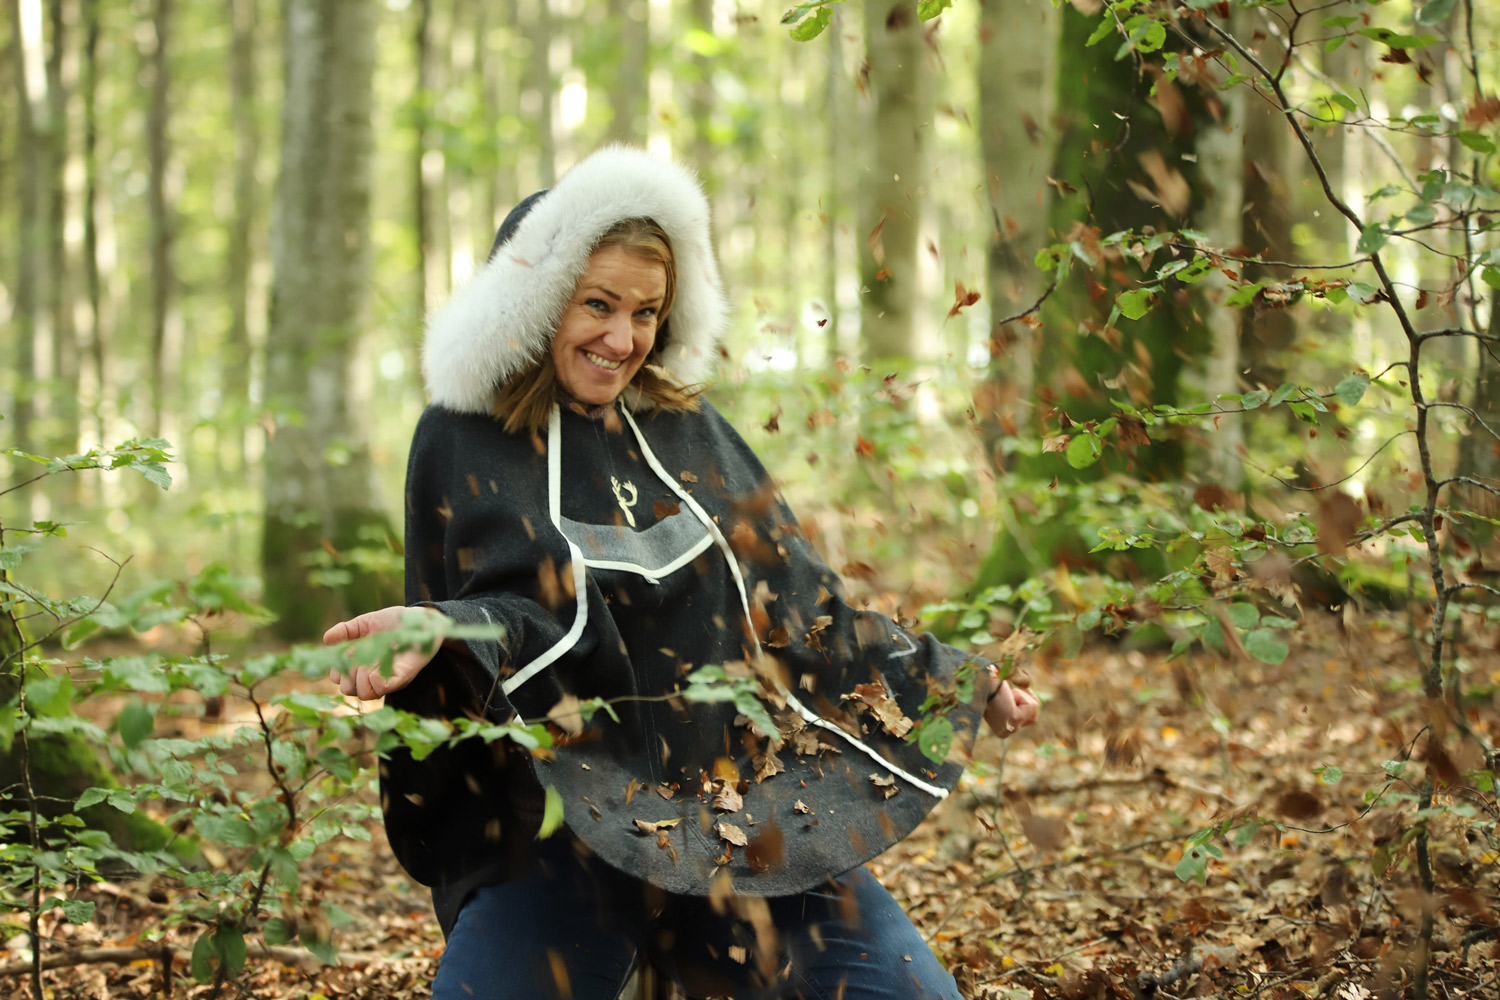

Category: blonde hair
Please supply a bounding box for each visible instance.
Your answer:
[491,218,702,434]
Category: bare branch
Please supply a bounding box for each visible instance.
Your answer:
[994,276,1059,327]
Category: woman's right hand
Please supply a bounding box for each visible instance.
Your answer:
[324,605,446,700]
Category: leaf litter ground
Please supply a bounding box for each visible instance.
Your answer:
[5,614,1497,999]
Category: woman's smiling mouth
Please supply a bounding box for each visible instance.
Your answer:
[584,351,623,371]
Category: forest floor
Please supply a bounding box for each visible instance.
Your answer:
[4,612,1498,999]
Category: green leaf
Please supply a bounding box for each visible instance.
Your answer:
[916,0,952,20]
[116,700,155,750]
[1356,27,1438,49]
[1243,629,1289,666]
[1355,224,1388,255]
[1116,288,1153,320]
[75,787,109,811]
[1329,93,1358,113]
[1347,282,1379,303]
[1085,16,1116,47]
[1227,603,1260,629]
[537,785,565,839]
[1405,203,1437,225]
[1065,433,1101,470]
[1335,373,1370,406]
[1320,14,1359,27]
[788,7,832,41]
[263,917,293,946]
[1483,267,1500,291]
[1175,844,1210,884]
[216,927,248,979]
[1268,383,1297,408]
[1456,131,1497,154]
[1417,0,1458,24]
[191,930,215,983]
[1317,764,1344,785]
[1225,280,1267,308]
[60,898,96,924]
[1231,821,1260,847]
[1240,389,1269,410]
[916,716,954,763]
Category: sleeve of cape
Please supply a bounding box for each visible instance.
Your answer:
[697,402,991,793]
[378,406,595,893]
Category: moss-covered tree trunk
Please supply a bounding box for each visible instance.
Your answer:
[261,0,396,640]
[971,5,1212,589]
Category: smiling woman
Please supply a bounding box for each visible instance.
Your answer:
[327,146,1038,1000]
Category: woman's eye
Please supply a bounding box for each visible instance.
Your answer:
[585,299,609,312]
[636,308,658,320]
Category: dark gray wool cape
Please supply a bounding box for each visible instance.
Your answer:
[375,147,990,936]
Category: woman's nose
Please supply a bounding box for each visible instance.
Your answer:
[600,314,634,353]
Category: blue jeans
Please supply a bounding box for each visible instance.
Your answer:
[431,839,961,999]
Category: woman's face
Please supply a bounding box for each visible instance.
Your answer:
[551,247,667,407]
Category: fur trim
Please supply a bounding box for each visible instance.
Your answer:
[423,146,728,414]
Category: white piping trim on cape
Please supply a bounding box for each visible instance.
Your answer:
[422,146,729,415]
[499,407,589,697]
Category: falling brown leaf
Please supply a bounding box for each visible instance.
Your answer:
[546,694,584,736]
[1316,493,1363,557]
[716,820,748,847]
[870,773,900,800]
[1194,484,1237,512]
[948,282,981,318]
[794,800,812,814]
[1020,812,1070,853]
[747,819,785,873]
[1274,788,1323,820]
[679,470,698,483]
[624,778,643,805]
[754,749,785,783]
[764,408,781,433]
[653,500,680,519]
[1042,435,1070,454]
[713,785,744,813]
[632,817,682,834]
[846,683,914,739]
[656,783,674,800]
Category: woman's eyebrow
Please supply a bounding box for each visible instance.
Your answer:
[582,284,664,305]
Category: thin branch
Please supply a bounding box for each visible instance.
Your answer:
[1427,400,1500,443]
[1437,476,1500,499]
[994,276,1059,327]
[1161,241,1369,270]
[1245,431,1414,493]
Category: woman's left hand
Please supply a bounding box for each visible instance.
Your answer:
[984,677,1041,738]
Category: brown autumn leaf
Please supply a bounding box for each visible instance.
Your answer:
[763,408,781,433]
[747,819,785,874]
[712,785,744,813]
[546,694,584,736]
[846,683,914,739]
[679,470,698,483]
[535,556,576,611]
[653,500,680,520]
[1020,812,1071,853]
[623,778,642,805]
[855,435,876,459]
[1194,484,1237,512]
[766,626,791,649]
[716,820,748,847]
[632,817,682,834]
[1274,788,1322,820]
[870,773,900,800]
[1316,493,1363,557]
[753,748,785,783]
[948,281,981,318]
[794,800,812,814]
[1042,435,1069,454]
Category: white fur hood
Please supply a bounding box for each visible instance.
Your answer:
[422,146,729,414]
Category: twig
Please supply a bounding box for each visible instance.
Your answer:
[0,943,379,978]
[994,276,1058,327]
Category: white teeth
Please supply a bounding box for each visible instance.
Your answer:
[584,351,622,371]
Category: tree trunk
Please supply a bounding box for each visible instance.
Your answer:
[261,0,396,640]
[523,0,555,187]
[45,0,80,457]
[605,0,646,144]
[412,0,433,323]
[820,15,846,359]
[80,0,105,450]
[974,0,1058,469]
[688,0,714,182]
[145,0,172,441]
[859,1,929,365]
[10,0,46,457]
[225,0,258,469]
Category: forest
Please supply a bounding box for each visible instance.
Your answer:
[2,0,1499,996]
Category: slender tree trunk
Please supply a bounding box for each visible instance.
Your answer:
[146,0,171,439]
[10,0,45,457]
[226,0,258,469]
[859,0,929,364]
[412,0,433,323]
[523,0,555,187]
[262,0,395,639]
[688,0,713,180]
[605,0,646,144]
[821,15,845,359]
[45,0,80,456]
[80,0,104,449]
[974,0,1057,469]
